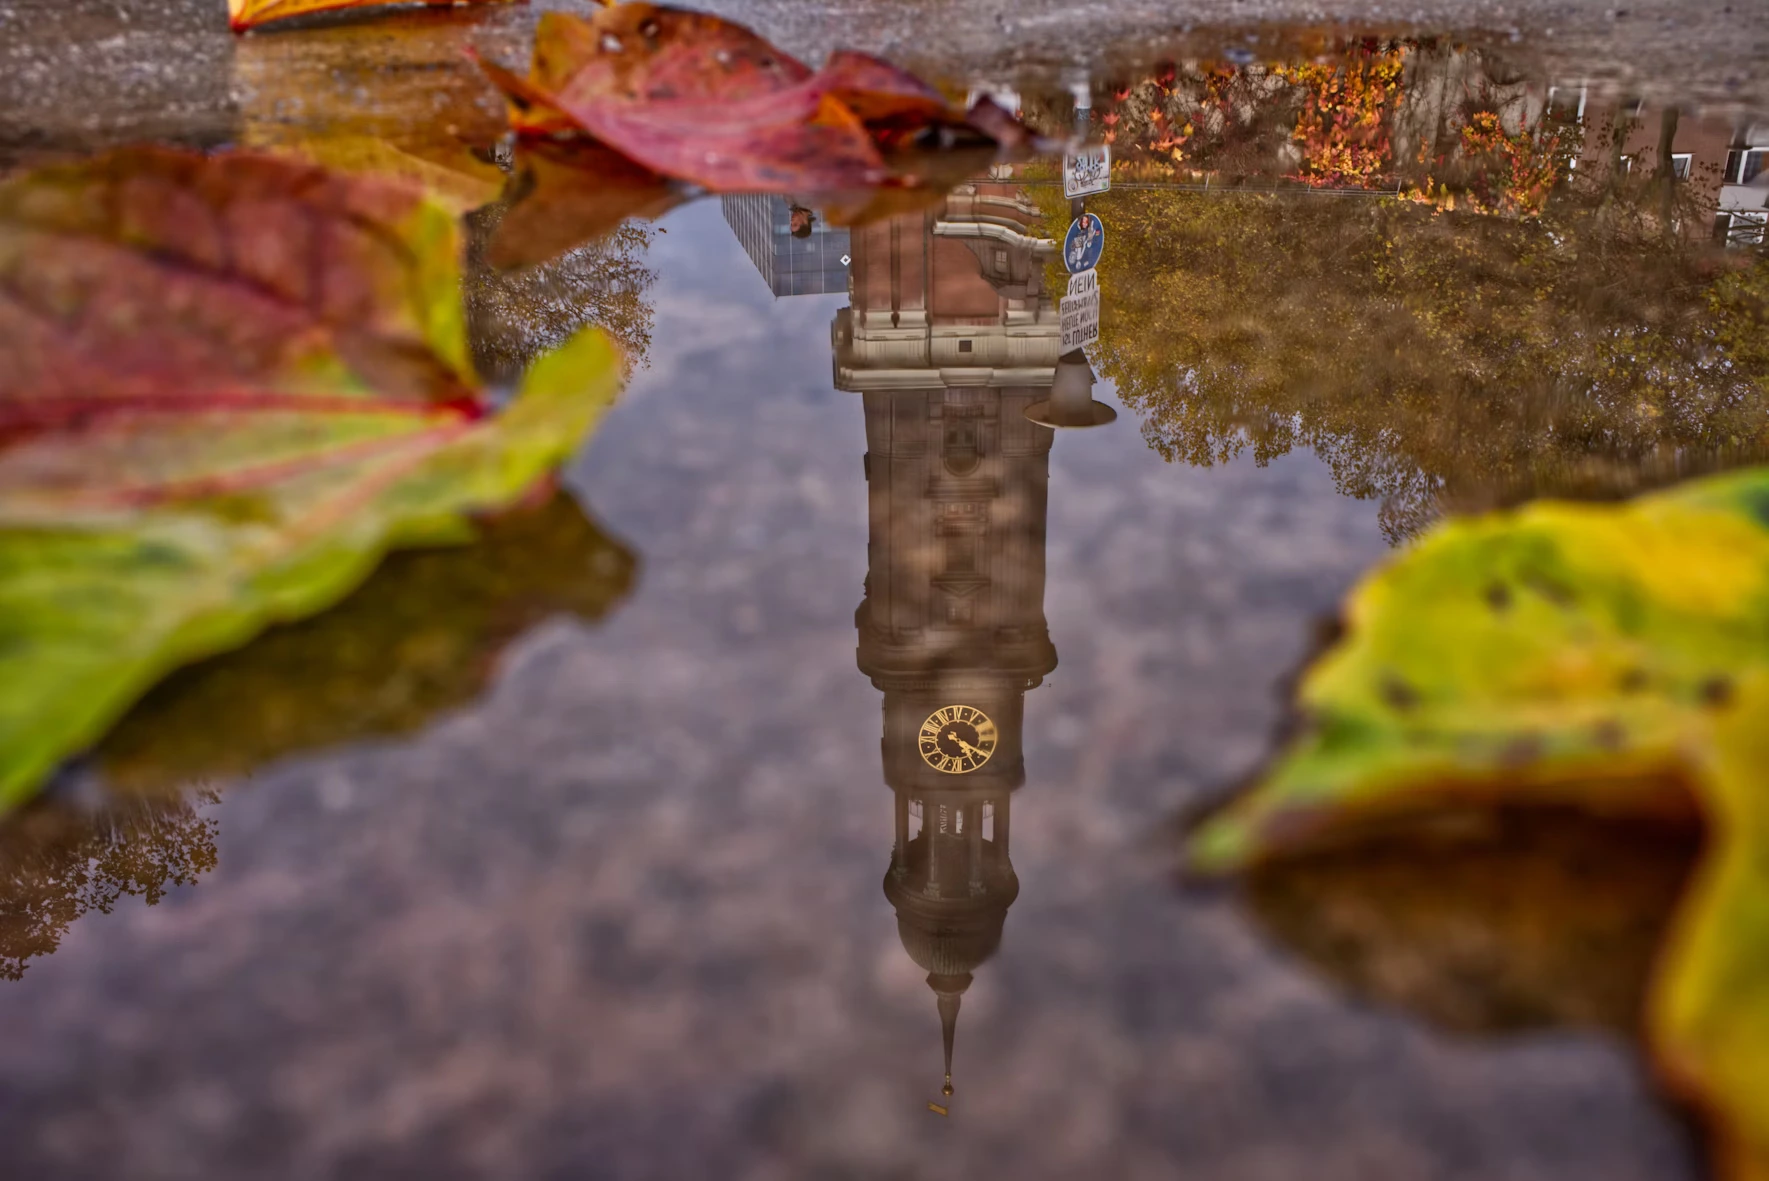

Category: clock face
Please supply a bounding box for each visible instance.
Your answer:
[919,705,998,774]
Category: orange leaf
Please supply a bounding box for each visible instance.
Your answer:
[228,0,518,33]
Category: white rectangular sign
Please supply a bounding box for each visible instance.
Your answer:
[1063,144,1112,198]
[1059,286,1100,351]
[1066,268,1098,298]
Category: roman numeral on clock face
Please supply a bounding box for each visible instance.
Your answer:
[918,705,997,774]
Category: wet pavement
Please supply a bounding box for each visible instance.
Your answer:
[1,3,1766,1179]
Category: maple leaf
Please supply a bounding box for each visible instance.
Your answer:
[1186,467,1769,1181]
[0,148,623,811]
[227,0,517,33]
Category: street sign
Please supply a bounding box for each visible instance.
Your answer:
[1060,268,1100,351]
[1062,144,1112,198]
[1063,213,1105,274]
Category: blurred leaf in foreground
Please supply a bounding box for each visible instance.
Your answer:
[99,491,635,793]
[228,0,515,33]
[0,147,622,811]
[1187,468,1769,1180]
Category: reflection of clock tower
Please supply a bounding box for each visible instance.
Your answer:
[834,176,1062,1104]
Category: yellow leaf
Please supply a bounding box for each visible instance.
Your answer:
[1188,467,1769,1178]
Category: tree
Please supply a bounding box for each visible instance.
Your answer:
[1064,181,1768,541]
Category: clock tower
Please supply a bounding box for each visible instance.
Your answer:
[835,176,1065,1104]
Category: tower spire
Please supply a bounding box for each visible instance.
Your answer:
[927,971,972,1103]
[938,988,960,1098]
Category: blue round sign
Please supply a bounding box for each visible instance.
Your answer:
[1063,212,1105,273]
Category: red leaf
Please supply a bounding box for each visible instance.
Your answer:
[0,147,624,809]
[492,6,811,136]
[0,148,477,419]
[473,4,1040,195]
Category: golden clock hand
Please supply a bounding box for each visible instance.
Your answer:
[956,738,987,759]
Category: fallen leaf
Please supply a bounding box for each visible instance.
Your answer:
[1186,467,1769,1180]
[229,0,517,33]
[473,4,1039,194]
[0,147,623,811]
[548,5,807,107]
[561,88,889,194]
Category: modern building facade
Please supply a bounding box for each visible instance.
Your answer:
[721,194,853,297]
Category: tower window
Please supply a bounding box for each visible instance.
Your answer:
[945,534,977,573]
[958,339,973,353]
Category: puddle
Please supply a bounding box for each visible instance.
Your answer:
[2,5,1766,1178]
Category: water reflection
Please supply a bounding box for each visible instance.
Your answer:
[1082,44,1768,226]
[836,176,1105,1103]
[1024,47,1769,538]
[0,792,218,981]
[722,195,853,298]
[1245,808,1697,1038]
[0,493,634,977]
[465,205,659,383]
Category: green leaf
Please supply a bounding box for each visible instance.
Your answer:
[1187,467,1769,1179]
[0,148,624,811]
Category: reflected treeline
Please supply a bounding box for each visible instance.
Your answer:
[0,494,635,978]
[0,793,218,981]
[1021,43,1769,539]
[465,201,659,384]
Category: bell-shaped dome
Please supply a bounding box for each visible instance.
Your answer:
[894,911,1008,977]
